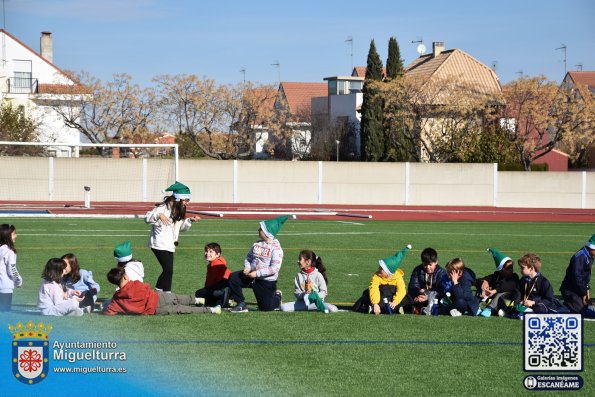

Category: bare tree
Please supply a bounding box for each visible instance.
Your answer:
[47,71,157,145]
[502,76,586,170]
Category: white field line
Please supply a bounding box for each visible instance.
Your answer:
[337,221,364,225]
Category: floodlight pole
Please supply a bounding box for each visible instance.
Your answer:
[335,140,340,162]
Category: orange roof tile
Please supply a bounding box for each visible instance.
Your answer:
[566,71,595,99]
[38,83,91,94]
[278,82,327,118]
[351,66,387,79]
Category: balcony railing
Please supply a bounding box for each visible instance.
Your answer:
[6,77,39,94]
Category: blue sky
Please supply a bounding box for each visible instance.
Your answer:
[7,0,595,87]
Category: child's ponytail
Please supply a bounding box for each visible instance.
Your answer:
[312,252,328,285]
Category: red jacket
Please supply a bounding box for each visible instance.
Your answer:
[204,256,231,287]
[104,281,158,315]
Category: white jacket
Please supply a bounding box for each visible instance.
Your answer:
[37,281,80,316]
[0,244,22,293]
[145,204,193,252]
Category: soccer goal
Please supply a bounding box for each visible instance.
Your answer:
[0,141,178,203]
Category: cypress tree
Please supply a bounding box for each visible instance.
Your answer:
[386,37,404,79]
[360,39,384,161]
[384,36,410,161]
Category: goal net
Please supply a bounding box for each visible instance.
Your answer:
[0,141,178,203]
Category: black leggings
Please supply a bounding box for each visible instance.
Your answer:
[152,248,174,292]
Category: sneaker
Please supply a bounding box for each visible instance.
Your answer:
[210,305,222,315]
[195,297,205,306]
[450,309,462,317]
[230,302,248,313]
[275,289,283,303]
[497,309,506,317]
[480,307,492,318]
[421,307,429,315]
[398,306,405,315]
[82,305,93,314]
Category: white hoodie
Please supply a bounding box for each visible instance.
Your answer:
[0,244,22,293]
[144,204,193,252]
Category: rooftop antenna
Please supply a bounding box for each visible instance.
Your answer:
[516,70,524,78]
[345,36,354,70]
[574,63,583,71]
[411,38,426,55]
[239,67,246,84]
[271,61,280,85]
[555,44,567,75]
[2,0,6,68]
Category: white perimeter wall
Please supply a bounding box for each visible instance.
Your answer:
[1,158,593,208]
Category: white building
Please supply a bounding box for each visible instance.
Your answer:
[1,30,84,155]
[312,75,363,159]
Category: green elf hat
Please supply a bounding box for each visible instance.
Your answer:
[586,234,595,249]
[259,215,289,239]
[487,247,512,270]
[165,181,191,201]
[114,241,132,263]
[379,244,412,276]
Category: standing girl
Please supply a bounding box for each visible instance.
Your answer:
[145,181,200,292]
[0,224,22,311]
[281,250,338,313]
[37,258,84,316]
[61,253,101,312]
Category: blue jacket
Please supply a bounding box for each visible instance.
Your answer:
[560,246,593,297]
[442,268,479,314]
[408,264,446,299]
[62,269,101,295]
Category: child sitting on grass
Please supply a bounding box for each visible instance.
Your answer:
[38,258,84,316]
[512,253,554,318]
[441,257,480,316]
[280,250,338,313]
[103,266,220,316]
[195,242,231,308]
[229,216,287,313]
[407,247,446,315]
[353,244,412,315]
[475,248,519,317]
[61,253,101,313]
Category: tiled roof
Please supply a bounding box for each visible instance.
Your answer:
[566,71,595,99]
[278,82,327,117]
[406,49,501,97]
[351,66,387,79]
[352,67,367,77]
[38,83,91,94]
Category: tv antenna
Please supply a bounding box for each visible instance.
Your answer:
[271,61,281,85]
[574,63,583,71]
[411,38,425,55]
[516,70,524,78]
[345,36,354,70]
[555,44,567,74]
[239,67,246,84]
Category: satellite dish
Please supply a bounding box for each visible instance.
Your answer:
[417,43,426,55]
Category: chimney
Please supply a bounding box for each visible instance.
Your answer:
[40,31,53,63]
[432,42,444,58]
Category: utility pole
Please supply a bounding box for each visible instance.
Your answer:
[240,67,246,84]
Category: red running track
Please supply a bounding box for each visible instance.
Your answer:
[0,201,594,222]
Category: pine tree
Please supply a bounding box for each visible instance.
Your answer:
[360,39,384,161]
[384,36,409,161]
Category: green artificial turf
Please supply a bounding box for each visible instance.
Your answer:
[3,218,594,396]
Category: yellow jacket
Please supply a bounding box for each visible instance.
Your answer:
[368,269,406,305]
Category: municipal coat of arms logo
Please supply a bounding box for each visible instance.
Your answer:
[9,321,52,385]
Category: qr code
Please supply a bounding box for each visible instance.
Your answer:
[524,313,582,371]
